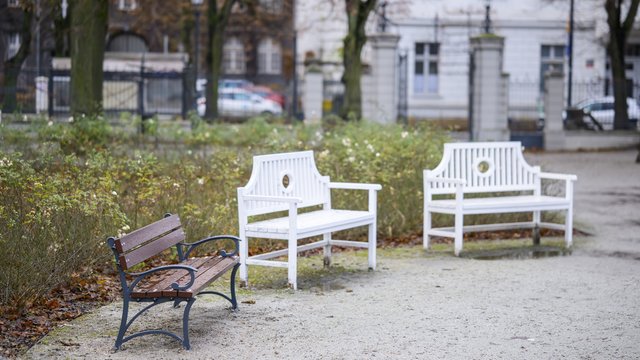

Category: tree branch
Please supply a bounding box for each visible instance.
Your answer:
[622,0,640,34]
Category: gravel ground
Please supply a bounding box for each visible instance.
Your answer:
[25,150,640,359]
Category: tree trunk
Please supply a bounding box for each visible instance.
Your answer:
[1,8,33,112]
[341,0,377,120]
[69,0,108,116]
[204,0,236,122]
[605,0,640,130]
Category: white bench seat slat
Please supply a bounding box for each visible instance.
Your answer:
[424,141,576,255]
[428,195,571,214]
[245,209,374,237]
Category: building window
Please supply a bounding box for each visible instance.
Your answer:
[118,0,137,11]
[223,38,246,74]
[6,33,21,60]
[540,44,565,90]
[7,0,20,7]
[414,42,439,94]
[259,0,283,14]
[107,33,147,52]
[258,38,281,75]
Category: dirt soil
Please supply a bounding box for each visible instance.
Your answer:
[24,150,640,359]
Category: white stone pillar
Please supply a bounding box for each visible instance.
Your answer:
[543,71,566,150]
[470,36,510,141]
[36,76,49,114]
[366,33,400,124]
[303,70,323,124]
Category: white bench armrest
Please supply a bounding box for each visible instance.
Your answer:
[539,172,577,181]
[329,182,382,191]
[425,177,466,185]
[242,195,303,203]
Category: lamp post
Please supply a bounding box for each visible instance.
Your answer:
[192,0,203,111]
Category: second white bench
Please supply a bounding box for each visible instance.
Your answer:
[424,141,577,255]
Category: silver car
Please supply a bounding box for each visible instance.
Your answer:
[197,88,283,118]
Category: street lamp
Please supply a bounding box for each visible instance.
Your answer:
[192,0,203,110]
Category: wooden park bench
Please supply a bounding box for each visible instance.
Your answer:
[107,213,240,350]
[237,150,382,290]
[424,141,577,256]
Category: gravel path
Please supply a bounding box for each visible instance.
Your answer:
[25,150,640,359]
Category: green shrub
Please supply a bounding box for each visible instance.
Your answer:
[0,151,127,309]
[0,118,449,307]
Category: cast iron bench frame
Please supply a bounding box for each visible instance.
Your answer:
[107,213,240,350]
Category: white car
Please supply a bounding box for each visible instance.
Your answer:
[197,88,283,118]
[567,97,639,130]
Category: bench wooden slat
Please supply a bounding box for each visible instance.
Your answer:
[115,214,181,253]
[175,256,238,298]
[119,227,186,270]
[131,257,213,299]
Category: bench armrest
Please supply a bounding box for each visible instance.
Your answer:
[539,172,577,181]
[425,177,466,185]
[328,182,382,191]
[241,194,303,203]
[127,264,197,293]
[179,235,241,259]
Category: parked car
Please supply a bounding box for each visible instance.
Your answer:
[243,85,286,108]
[219,79,253,89]
[564,97,640,130]
[197,88,283,118]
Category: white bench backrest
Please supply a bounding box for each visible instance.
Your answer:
[427,142,539,195]
[239,151,329,216]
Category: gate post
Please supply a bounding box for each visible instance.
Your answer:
[364,33,400,124]
[543,71,566,150]
[470,35,510,141]
[303,61,323,124]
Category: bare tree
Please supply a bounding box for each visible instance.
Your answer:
[204,0,252,121]
[605,0,640,130]
[341,0,377,120]
[69,0,109,116]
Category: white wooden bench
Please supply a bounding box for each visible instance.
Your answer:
[424,141,577,256]
[237,150,382,289]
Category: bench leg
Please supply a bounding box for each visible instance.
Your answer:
[565,207,573,248]
[230,263,239,310]
[533,210,541,245]
[114,297,130,350]
[288,236,297,290]
[368,223,377,270]
[323,233,332,268]
[239,235,249,286]
[182,298,195,350]
[454,212,463,256]
[423,208,431,249]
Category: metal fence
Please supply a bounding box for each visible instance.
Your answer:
[49,68,188,118]
[0,66,189,118]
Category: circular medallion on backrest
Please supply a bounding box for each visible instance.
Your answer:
[472,157,495,178]
[279,170,295,193]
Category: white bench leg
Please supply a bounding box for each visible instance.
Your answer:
[565,207,573,248]
[323,233,331,267]
[533,210,541,245]
[368,223,377,270]
[454,212,463,256]
[288,236,298,290]
[239,235,249,285]
[423,209,431,249]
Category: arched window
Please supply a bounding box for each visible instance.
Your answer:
[257,38,281,75]
[223,38,246,74]
[107,33,147,52]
